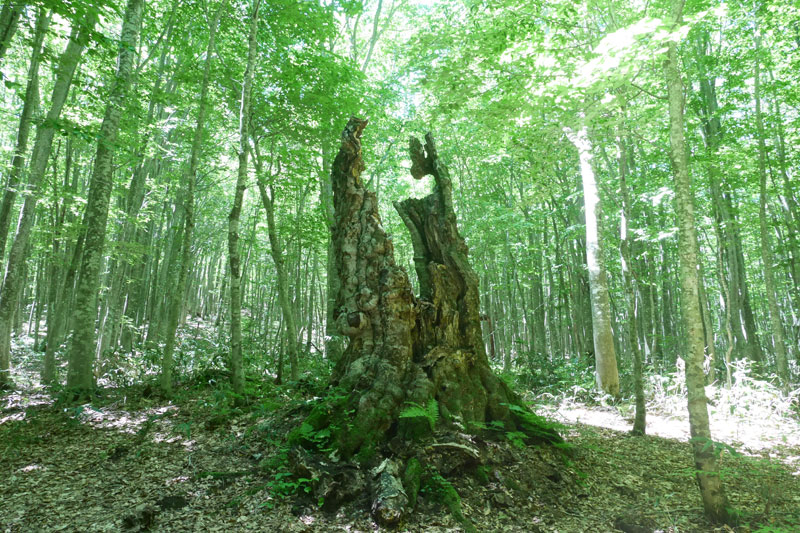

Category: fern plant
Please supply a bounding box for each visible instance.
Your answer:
[399,399,439,431]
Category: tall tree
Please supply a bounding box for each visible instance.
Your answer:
[664,0,730,522]
[567,126,620,398]
[618,126,646,435]
[752,20,789,384]
[255,149,300,383]
[65,0,145,392]
[227,0,260,395]
[0,7,50,269]
[693,32,763,366]
[160,3,224,395]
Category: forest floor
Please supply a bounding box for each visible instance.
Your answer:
[1,360,799,533]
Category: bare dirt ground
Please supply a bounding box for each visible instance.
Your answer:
[2,368,799,533]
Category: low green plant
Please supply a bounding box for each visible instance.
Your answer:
[256,445,318,508]
[421,468,476,533]
[688,436,742,459]
[399,399,439,431]
[504,403,567,446]
[174,421,192,440]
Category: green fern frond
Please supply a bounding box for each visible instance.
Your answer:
[425,399,439,428]
[400,399,439,430]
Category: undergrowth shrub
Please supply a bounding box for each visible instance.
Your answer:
[512,349,594,393]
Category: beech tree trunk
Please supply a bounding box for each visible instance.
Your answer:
[305,117,558,473]
[753,29,789,384]
[0,0,22,64]
[66,0,145,392]
[0,8,49,270]
[227,0,260,395]
[257,181,299,383]
[664,3,731,522]
[694,34,763,366]
[567,126,620,397]
[160,4,222,395]
[618,130,646,435]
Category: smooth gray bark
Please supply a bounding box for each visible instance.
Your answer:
[567,126,620,397]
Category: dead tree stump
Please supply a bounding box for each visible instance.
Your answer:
[296,117,560,525]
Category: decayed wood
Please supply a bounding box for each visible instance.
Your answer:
[313,117,560,525]
[324,118,557,453]
[393,132,524,426]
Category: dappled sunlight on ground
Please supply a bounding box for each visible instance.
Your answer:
[2,389,52,411]
[538,380,800,476]
[3,380,798,532]
[3,350,800,533]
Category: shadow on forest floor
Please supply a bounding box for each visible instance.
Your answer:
[1,364,799,532]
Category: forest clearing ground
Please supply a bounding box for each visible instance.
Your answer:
[1,364,799,532]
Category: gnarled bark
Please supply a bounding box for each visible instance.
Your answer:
[301,119,559,525]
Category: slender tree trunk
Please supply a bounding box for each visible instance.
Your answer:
[98,16,177,359]
[664,4,731,521]
[715,236,734,387]
[0,8,49,269]
[65,0,145,392]
[31,257,43,347]
[695,36,763,365]
[320,140,344,363]
[753,29,789,384]
[256,176,300,382]
[567,126,620,397]
[0,19,90,389]
[768,87,800,356]
[227,0,259,395]
[44,222,84,384]
[697,253,717,383]
[306,248,317,352]
[160,4,223,394]
[0,0,23,63]
[618,130,646,435]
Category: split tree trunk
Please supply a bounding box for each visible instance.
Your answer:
[307,117,559,475]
